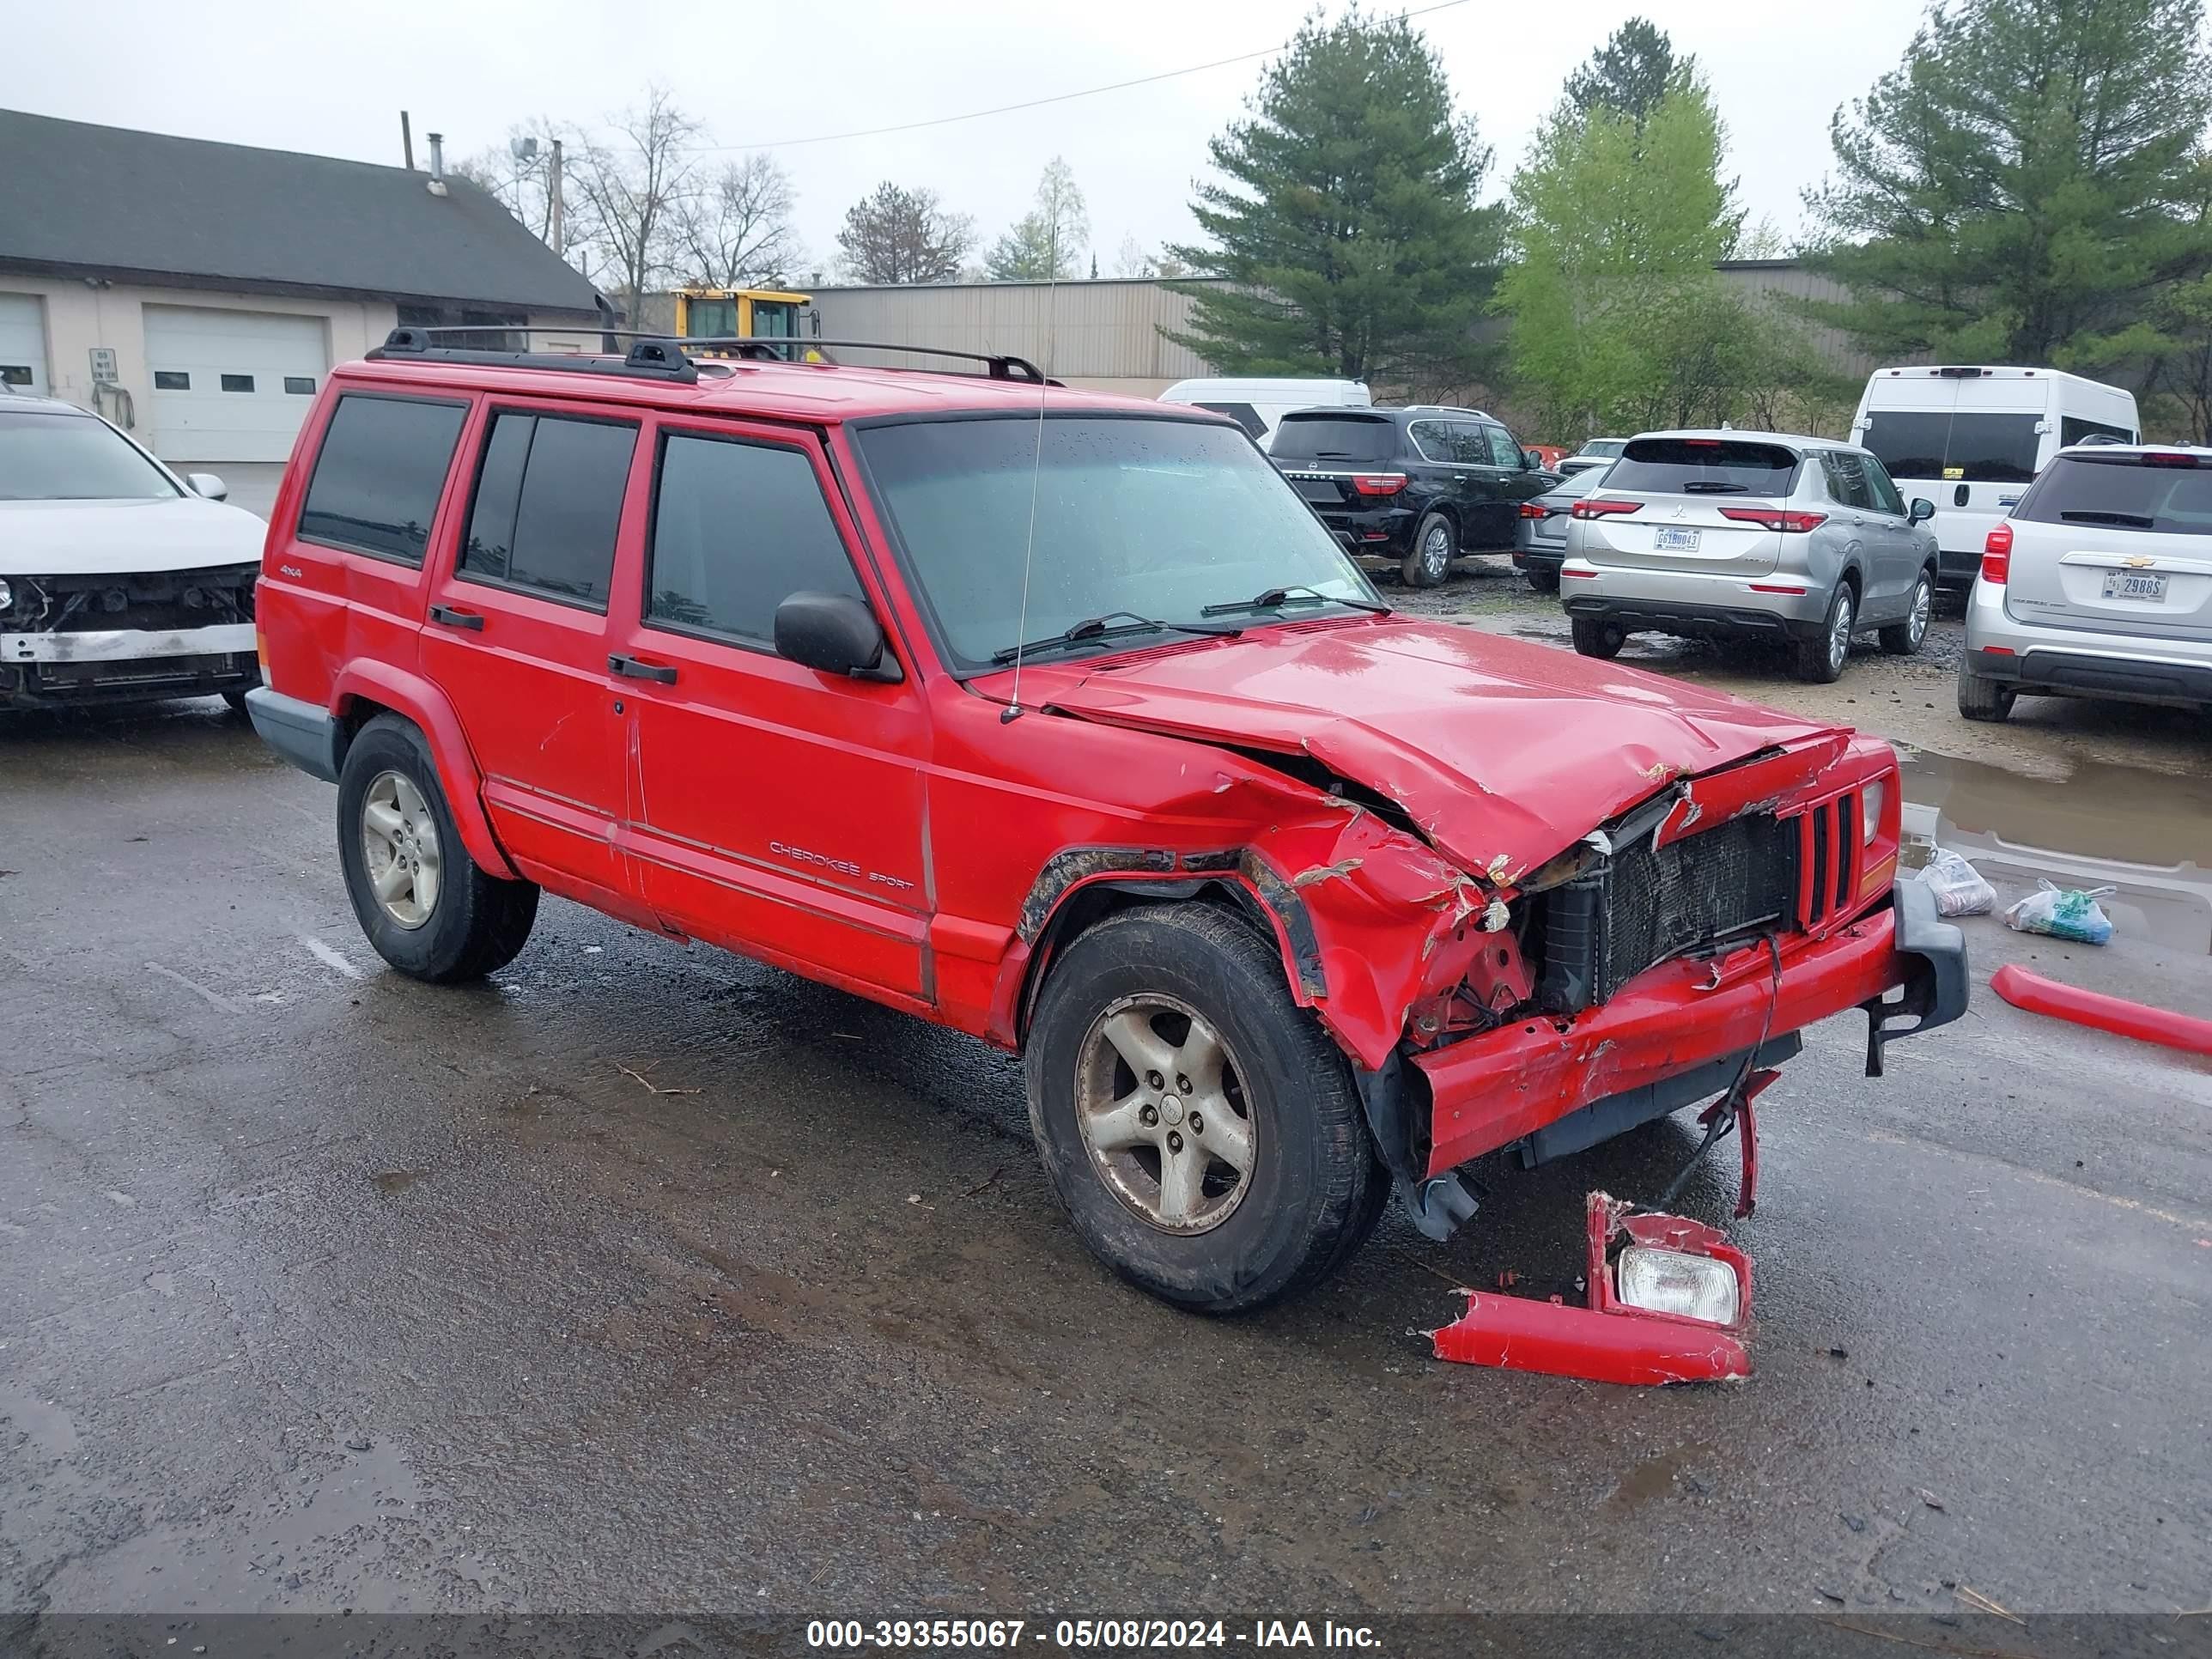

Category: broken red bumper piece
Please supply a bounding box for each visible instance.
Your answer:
[1431,1193,1753,1385]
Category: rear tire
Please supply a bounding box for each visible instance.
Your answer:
[1795,585,1855,683]
[1024,902,1388,1314]
[1401,512,1455,588]
[1957,660,2015,722]
[1880,570,1933,655]
[337,714,539,982]
[1524,564,1562,594]
[1571,616,1625,659]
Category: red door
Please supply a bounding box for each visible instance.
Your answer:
[607,418,932,1002]
[418,398,647,908]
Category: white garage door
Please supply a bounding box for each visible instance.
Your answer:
[145,306,328,465]
[0,293,49,394]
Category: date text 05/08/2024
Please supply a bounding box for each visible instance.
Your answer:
[805,1621,1381,1650]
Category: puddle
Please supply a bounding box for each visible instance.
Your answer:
[1897,744,2212,954]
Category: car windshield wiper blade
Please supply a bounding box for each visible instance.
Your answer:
[2060,508,2156,526]
[989,611,1240,665]
[1680,480,1753,493]
[1200,584,1392,618]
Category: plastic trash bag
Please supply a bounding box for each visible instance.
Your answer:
[2003,880,2115,945]
[1923,848,1996,917]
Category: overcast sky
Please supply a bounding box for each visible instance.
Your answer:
[12,0,1930,281]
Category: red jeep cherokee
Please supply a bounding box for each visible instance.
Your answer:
[247,331,1966,1313]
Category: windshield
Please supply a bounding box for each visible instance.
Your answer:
[2014,453,2212,535]
[855,415,1379,671]
[1861,410,2041,484]
[0,409,180,501]
[1606,438,1798,496]
[1268,414,1397,463]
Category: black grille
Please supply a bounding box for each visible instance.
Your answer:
[3,565,258,635]
[1536,813,1797,1012]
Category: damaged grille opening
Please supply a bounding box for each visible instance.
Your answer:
[1533,811,1798,1014]
[3,566,260,635]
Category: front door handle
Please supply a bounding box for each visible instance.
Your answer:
[608,653,678,684]
[429,604,485,630]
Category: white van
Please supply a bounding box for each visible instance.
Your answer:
[1851,365,2138,587]
[1159,377,1370,447]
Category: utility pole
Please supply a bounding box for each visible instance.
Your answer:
[549,137,565,257]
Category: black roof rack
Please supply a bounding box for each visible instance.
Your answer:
[366,326,1055,386]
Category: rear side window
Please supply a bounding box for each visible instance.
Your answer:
[299,394,467,563]
[1407,419,1455,463]
[459,412,637,608]
[1269,415,1397,465]
[2061,416,2135,447]
[646,432,863,642]
[1194,402,1265,439]
[1607,439,1799,496]
[1862,410,2041,483]
[1819,451,1874,510]
[2015,453,2212,536]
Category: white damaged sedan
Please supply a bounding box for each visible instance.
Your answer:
[1,392,266,711]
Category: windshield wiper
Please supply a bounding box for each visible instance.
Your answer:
[989,611,1241,665]
[1200,583,1392,618]
[2060,508,2156,526]
[1680,480,1752,494]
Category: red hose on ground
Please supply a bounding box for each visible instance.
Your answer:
[1990,963,2212,1059]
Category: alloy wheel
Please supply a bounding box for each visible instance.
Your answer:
[1074,994,1257,1234]
[1425,522,1452,580]
[1909,578,1931,647]
[1828,591,1855,674]
[361,770,442,930]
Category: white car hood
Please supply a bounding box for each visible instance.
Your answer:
[0,495,268,576]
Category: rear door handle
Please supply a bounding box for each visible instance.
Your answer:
[428,604,484,631]
[608,653,678,684]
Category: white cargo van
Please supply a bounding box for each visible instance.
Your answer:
[1159,377,1370,446]
[1851,365,2138,588]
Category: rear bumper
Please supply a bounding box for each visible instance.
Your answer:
[1314,503,1417,556]
[1563,590,1828,641]
[246,684,343,782]
[1965,579,2212,708]
[1416,878,1967,1176]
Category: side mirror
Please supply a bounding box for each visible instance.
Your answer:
[1909,497,1935,524]
[1522,448,1543,470]
[185,471,228,501]
[774,591,901,683]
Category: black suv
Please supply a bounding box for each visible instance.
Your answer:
[1270,406,1560,586]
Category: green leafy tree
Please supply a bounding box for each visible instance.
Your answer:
[1803,0,2212,373]
[1498,67,1782,434]
[1164,6,1500,383]
[1564,18,1677,124]
[985,158,1090,281]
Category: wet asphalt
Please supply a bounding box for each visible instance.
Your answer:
[2,596,2209,1624]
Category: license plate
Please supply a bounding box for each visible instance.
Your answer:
[2102,570,2167,601]
[1655,526,1701,552]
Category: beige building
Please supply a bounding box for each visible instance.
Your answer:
[0,110,603,510]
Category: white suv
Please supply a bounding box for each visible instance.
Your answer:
[1960,443,2212,720]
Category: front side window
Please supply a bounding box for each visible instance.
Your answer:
[1861,453,1908,515]
[856,415,1379,672]
[459,412,637,609]
[1483,424,1523,468]
[0,409,179,501]
[647,432,863,641]
[298,394,466,562]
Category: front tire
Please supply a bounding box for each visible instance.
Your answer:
[1401,511,1455,588]
[337,714,539,982]
[1571,616,1625,659]
[1880,571,1933,655]
[1795,584,1855,683]
[1025,902,1388,1314]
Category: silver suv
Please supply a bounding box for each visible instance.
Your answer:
[1560,430,1940,683]
[1960,442,2212,720]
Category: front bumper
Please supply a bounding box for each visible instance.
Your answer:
[246,685,344,783]
[1416,878,1967,1177]
[1965,578,2212,708]
[0,623,259,708]
[1560,559,1830,637]
[3,622,258,664]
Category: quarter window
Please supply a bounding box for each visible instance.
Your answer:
[459,412,637,610]
[1408,420,1454,463]
[646,432,862,643]
[298,393,468,564]
[1820,452,1874,510]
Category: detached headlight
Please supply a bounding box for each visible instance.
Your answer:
[0,577,12,611]
[1861,778,1887,842]
[1616,1245,1741,1327]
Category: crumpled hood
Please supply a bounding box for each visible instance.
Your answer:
[0,495,267,576]
[1010,617,1845,882]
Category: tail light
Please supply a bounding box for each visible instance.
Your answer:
[1571,498,1642,520]
[1982,521,2013,584]
[2140,451,2200,468]
[1351,473,1407,495]
[1719,507,1827,533]
[1519,502,1552,520]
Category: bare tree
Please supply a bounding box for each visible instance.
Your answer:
[1111,234,1188,279]
[566,87,702,316]
[453,118,586,251]
[836,182,973,284]
[678,153,803,288]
